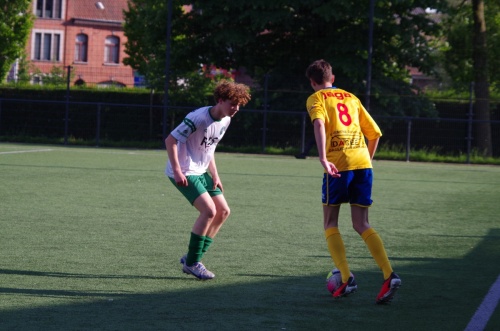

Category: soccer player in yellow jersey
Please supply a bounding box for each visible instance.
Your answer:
[305,59,401,304]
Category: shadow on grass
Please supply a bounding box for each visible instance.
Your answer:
[0,229,499,331]
[0,269,176,280]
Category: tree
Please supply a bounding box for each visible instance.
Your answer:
[124,0,448,116]
[472,0,491,156]
[442,0,494,156]
[124,0,180,90]
[442,0,500,92]
[124,0,219,107]
[178,0,448,116]
[0,0,34,82]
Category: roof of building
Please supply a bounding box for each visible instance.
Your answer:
[70,0,129,22]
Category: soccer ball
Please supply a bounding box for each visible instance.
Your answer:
[326,268,353,293]
[326,268,342,293]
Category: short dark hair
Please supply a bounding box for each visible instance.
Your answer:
[305,59,333,85]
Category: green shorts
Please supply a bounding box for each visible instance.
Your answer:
[169,172,223,205]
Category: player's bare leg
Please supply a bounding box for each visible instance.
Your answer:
[351,205,402,302]
[181,193,230,279]
[323,204,340,229]
[323,205,356,296]
[192,192,218,236]
[205,194,230,238]
[181,193,217,279]
[350,205,371,235]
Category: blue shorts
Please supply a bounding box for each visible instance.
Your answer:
[169,172,223,205]
[322,169,373,207]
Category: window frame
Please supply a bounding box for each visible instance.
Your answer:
[75,33,89,63]
[34,0,65,19]
[104,36,120,64]
[32,29,64,62]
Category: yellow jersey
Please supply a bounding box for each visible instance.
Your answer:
[306,87,382,172]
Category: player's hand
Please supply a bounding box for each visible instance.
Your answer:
[212,176,224,192]
[174,172,188,186]
[321,160,341,178]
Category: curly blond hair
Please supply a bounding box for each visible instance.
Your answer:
[213,80,251,106]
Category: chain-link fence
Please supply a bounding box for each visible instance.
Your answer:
[1,97,499,161]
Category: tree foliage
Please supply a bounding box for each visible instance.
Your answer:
[124,0,182,89]
[442,0,500,92]
[441,0,494,156]
[123,0,219,106]
[0,0,34,81]
[124,0,449,116]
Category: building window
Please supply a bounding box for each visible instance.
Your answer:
[33,32,62,61]
[35,0,63,19]
[32,76,42,85]
[104,36,120,64]
[75,34,88,62]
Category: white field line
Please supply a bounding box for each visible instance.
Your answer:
[464,274,500,331]
[0,149,53,155]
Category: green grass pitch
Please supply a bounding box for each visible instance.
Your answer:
[0,143,499,330]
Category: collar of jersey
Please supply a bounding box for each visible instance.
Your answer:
[208,106,222,122]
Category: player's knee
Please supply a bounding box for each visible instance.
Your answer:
[219,206,230,220]
[352,223,369,235]
[202,205,218,220]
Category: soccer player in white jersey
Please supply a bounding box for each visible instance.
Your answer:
[165,80,251,280]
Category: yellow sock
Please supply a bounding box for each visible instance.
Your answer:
[361,228,393,279]
[325,227,350,283]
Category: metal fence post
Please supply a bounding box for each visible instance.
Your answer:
[0,98,2,136]
[262,73,269,153]
[300,113,307,153]
[162,0,173,145]
[96,103,101,147]
[466,82,475,164]
[406,117,412,162]
[64,66,72,145]
[365,0,375,111]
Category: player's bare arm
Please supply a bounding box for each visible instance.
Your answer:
[367,137,380,160]
[165,134,188,186]
[313,119,341,178]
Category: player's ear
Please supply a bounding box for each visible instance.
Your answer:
[331,75,335,84]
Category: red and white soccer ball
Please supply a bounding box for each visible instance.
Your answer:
[326,268,353,293]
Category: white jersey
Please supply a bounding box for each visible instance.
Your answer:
[166,106,230,177]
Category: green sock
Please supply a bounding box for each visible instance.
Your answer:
[201,236,213,257]
[186,232,205,266]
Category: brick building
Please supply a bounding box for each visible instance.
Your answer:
[26,0,134,87]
